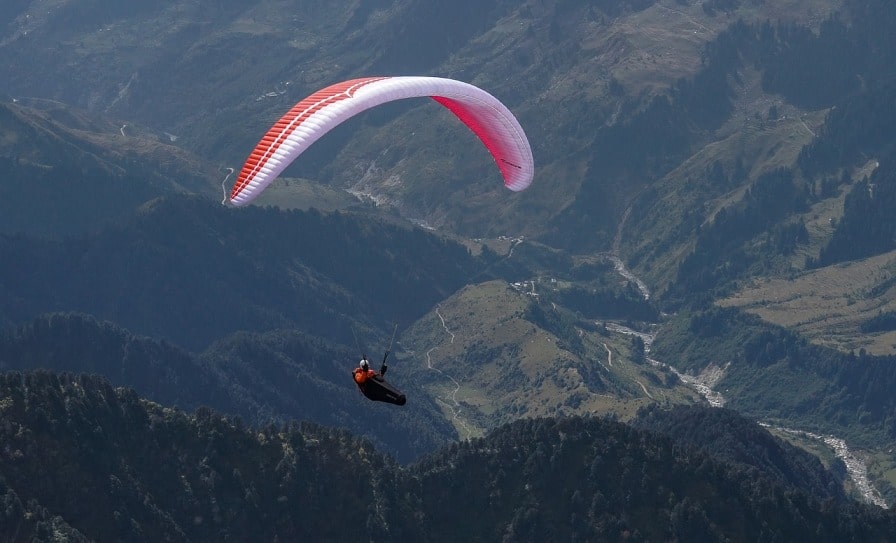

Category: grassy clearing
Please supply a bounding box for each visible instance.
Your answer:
[608,3,737,93]
[400,280,701,434]
[867,448,896,504]
[719,250,896,355]
[737,0,845,27]
[607,1,842,97]
[767,427,841,466]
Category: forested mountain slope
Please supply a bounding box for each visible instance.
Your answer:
[0,196,481,350]
[0,314,455,462]
[4,0,896,522]
[3,373,895,542]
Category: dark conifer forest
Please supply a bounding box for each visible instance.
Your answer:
[3,372,895,542]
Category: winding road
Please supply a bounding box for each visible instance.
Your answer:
[424,308,474,439]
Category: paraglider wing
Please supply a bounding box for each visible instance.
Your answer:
[228,76,534,206]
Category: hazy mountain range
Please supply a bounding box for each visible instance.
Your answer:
[2,0,896,539]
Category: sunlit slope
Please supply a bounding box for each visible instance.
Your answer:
[719,250,896,356]
[399,280,699,438]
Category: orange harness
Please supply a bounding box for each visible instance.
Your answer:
[353,368,376,385]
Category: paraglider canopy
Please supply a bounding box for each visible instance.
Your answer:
[228,76,534,206]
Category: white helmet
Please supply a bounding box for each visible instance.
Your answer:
[360,358,369,370]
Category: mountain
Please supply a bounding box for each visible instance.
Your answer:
[0,0,846,240]
[399,279,696,437]
[3,373,895,542]
[0,191,491,460]
[651,307,896,458]
[0,100,218,238]
[0,313,455,462]
[4,0,896,516]
[633,404,849,502]
[0,195,483,350]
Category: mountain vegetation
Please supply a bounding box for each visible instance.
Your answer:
[3,372,896,542]
[633,404,849,502]
[0,101,218,238]
[399,280,696,438]
[0,196,483,350]
[0,313,454,462]
[652,308,896,465]
[2,0,896,536]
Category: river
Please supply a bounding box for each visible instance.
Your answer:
[603,256,889,508]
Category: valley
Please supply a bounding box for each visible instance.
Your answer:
[2,0,896,537]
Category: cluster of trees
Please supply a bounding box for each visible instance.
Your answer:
[859,311,896,334]
[552,283,659,322]
[814,160,896,266]
[791,2,896,267]
[633,405,848,502]
[667,168,810,305]
[546,10,757,251]
[676,5,894,289]
[3,372,895,542]
[523,300,585,356]
[0,371,397,542]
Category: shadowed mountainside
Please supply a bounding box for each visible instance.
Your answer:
[0,313,455,462]
[0,196,482,350]
[2,372,895,542]
[0,101,218,238]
